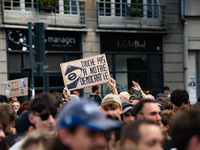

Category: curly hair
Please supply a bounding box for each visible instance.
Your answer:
[155,97,173,110]
[0,103,16,125]
[170,89,189,106]
[17,101,30,116]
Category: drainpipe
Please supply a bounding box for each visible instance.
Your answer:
[181,0,188,90]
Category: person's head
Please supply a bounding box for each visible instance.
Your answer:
[160,110,174,139]
[170,89,190,112]
[163,86,170,96]
[0,95,8,103]
[122,102,135,122]
[9,99,21,113]
[121,120,163,150]
[92,85,99,94]
[71,94,80,102]
[0,111,10,142]
[19,131,52,150]
[155,97,173,110]
[145,89,152,95]
[56,101,121,150]
[55,96,63,109]
[101,94,122,121]
[171,109,200,150]
[104,128,121,150]
[134,99,162,127]
[156,93,166,99]
[0,103,16,130]
[17,101,30,116]
[119,92,130,102]
[144,90,155,100]
[72,89,81,97]
[15,111,35,136]
[129,94,140,104]
[29,92,58,135]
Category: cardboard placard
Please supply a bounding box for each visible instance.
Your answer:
[4,77,28,98]
[60,54,110,91]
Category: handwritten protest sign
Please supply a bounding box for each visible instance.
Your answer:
[4,77,28,98]
[60,54,110,91]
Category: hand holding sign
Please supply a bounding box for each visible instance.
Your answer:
[63,87,72,101]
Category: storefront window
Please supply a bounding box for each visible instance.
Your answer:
[101,33,163,97]
[6,29,82,99]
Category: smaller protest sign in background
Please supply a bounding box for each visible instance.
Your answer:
[60,54,110,91]
[4,77,28,98]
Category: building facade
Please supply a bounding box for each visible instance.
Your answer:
[0,0,188,101]
[184,0,200,103]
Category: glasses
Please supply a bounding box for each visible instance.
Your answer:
[34,112,57,121]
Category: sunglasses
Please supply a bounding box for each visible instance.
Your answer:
[34,112,57,121]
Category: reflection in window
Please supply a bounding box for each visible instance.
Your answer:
[64,0,78,15]
[115,0,127,16]
[99,0,111,16]
[25,0,36,11]
[4,0,20,10]
[147,0,159,18]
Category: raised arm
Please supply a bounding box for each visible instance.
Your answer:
[63,86,72,101]
[132,81,148,99]
[108,78,118,95]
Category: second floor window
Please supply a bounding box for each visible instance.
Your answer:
[98,0,160,18]
[3,0,81,15]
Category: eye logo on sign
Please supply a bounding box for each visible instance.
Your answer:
[68,73,77,81]
[65,65,82,89]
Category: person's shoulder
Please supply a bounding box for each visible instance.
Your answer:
[9,138,25,150]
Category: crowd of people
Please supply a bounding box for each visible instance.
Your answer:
[0,78,200,150]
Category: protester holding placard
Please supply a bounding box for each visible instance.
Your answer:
[9,99,20,114]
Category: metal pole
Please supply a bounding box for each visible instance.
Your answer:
[28,22,35,98]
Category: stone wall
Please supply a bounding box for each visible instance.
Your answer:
[162,0,184,90]
[0,29,7,95]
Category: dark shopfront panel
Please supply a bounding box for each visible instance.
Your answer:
[100,33,163,97]
[6,29,82,101]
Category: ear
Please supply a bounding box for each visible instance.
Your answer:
[28,125,35,133]
[136,113,143,120]
[188,100,191,105]
[58,128,73,147]
[166,124,170,131]
[122,139,136,150]
[29,113,35,124]
[116,140,121,149]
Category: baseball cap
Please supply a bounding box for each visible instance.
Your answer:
[57,101,121,131]
[156,102,165,111]
[129,94,140,100]
[156,93,166,99]
[122,102,134,113]
[71,94,80,101]
[101,94,121,106]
